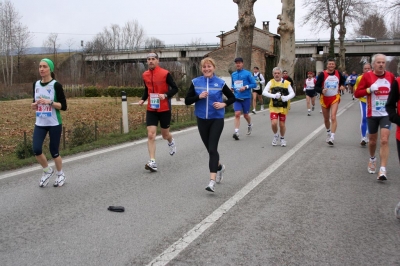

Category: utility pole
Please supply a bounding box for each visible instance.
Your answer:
[220,31,225,47]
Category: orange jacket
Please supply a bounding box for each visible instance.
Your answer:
[142,66,171,112]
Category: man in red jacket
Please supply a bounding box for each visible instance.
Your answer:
[138,52,179,172]
[354,54,395,181]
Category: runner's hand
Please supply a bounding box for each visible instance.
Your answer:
[370,84,379,92]
[275,92,281,99]
[281,96,288,102]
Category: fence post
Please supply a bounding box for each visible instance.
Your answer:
[121,91,129,133]
[24,131,28,158]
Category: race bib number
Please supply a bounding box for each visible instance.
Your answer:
[36,104,52,118]
[234,80,243,91]
[150,93,160,109]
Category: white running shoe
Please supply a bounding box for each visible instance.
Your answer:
[251,109,256,114]
[320,110,322,113]
[307,111,311,116]
[233,132,239,140]
[326,132,331,143]
[260,105,264,111]
[360,137,367,146]
[368,160,376,174]
[246,124,253,135]
[54,173,66,187]
[145,160,158,172]
[280,139,287,147]
[272,135,279,146]
[168,139,176,156]
[216,165,225,183]
[205,180,216,192]
[395,202,400,220]
[328,137,334,146]
[39,167,54,187]
[312,106,315,111]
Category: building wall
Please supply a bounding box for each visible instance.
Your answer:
[222,28,272,51]
[206,43,267,86]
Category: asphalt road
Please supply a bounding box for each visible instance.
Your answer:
[1,93,399,266]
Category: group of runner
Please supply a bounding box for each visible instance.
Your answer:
[31,52,400,218]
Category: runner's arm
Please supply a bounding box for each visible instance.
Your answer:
[141,84,149,101]
[222,84,236,106]
[386,80,400,126]
[262,81,275,98]
[314,72,324,94]
[166,73,179,98]
[184,83,199,105]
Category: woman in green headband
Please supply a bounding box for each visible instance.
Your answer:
[31,58,68,187]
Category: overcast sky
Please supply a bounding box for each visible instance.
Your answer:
[12,0,335,50]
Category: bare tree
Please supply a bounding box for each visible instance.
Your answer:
[355,12,389,38]
[277,0,296,78]
[0,0,22,87]
[121,20,145,50]
[302,0,338,58]
[233,0,256,70]
[144,37,165,49]
[14,22,31,81]
[43,33,61,66]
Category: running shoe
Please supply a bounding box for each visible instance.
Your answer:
[395,201,400,220]
[216,164,225,183]
[307,112,311,116]
[251,109,256,114]
[39,167,54,187]
[246,124,253,135]
[312,106,315,111]
[320,110,322,113]
[205,180,216,192]
[272,135,279,146]
[260,105,264,111]
[328,137,334,146]
[233,132,239,140]
[280,139,287,147]
[368,160,376,174]
[360,137,367,146]
[145,160,158,172]
[377,170,387,181]
[326,132,331,143]
[168,139,176,156]
[53,173,66,187]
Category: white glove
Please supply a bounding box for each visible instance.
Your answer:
[370,84,379,92]
[275,92,281,99]
[281,96,288,102]
[303,88,306,92]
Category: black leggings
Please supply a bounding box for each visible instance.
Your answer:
[197,117,224,173]
[33,124,62,158]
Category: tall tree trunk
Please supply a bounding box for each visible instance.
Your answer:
[337,17,346,71]
[329,21,336,58]
[233,0,256,70]
[277,0,296,77]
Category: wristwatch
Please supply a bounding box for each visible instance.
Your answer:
[50,100,54,106]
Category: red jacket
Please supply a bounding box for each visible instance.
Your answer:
[142,66,171,112]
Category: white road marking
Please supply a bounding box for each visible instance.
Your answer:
[147,100,355,266]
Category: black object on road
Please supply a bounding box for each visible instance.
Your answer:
[108,206,125,212]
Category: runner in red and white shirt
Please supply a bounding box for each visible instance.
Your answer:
[303,71,317,116]
[354,54,396,181]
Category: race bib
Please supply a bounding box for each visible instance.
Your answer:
[234,80,243,91]
[36,104,52,118]
[150,93,160,109]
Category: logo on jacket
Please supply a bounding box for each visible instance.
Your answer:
[214,83,219,87]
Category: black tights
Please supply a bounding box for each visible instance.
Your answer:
[197,117,224,173]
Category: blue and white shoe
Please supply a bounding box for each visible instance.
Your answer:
[39,167,54,187]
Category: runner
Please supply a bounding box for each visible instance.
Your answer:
[31,58,68,187]
[231,57,257,140]
[348,71,358,100]
[262,67,295,147]
[251,66,265,114]
[185,57,235,192]
[385,76,400,218]
[315,58,346,146]
[138,52,179,172]
[354,53,395,180]
[353,63,372,146]
[303,71,317,116]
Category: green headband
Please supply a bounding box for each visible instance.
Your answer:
[41,58,54,72]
